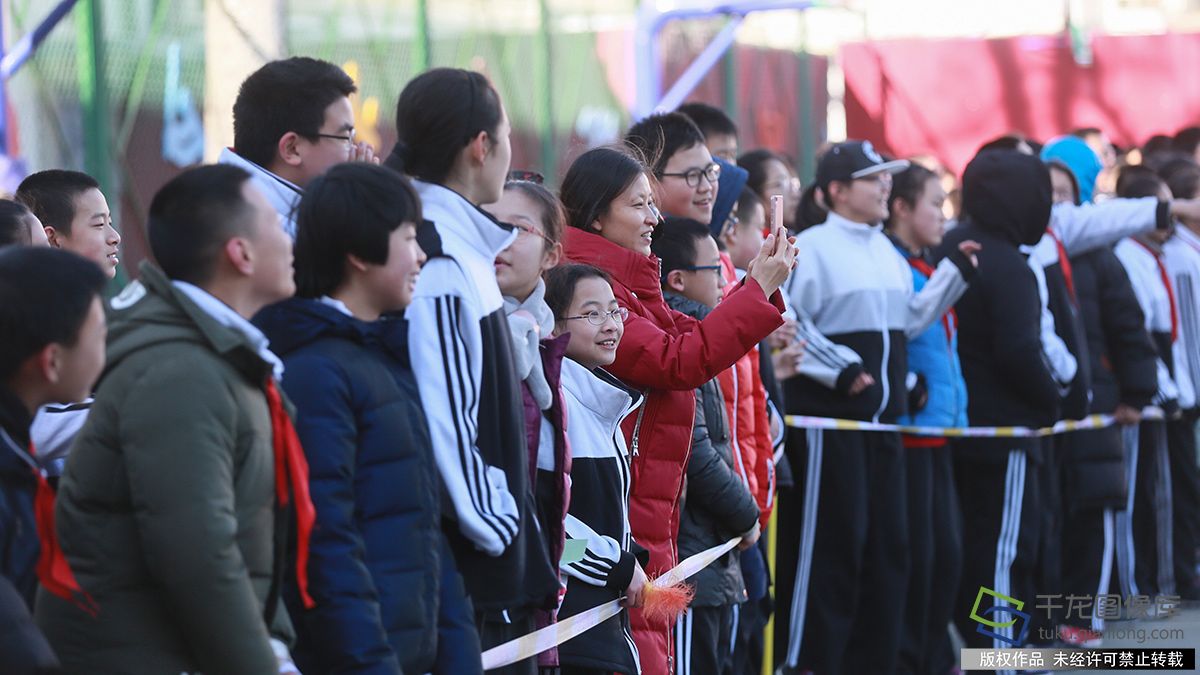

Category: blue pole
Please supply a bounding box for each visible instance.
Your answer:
[0,0,8,156]
[0,0,82,79]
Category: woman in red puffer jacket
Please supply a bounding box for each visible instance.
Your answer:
[559,145,793,675]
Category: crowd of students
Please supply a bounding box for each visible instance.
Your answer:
[1,55,1200,675]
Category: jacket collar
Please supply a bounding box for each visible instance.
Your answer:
[171,280,283,380]
[108,263,279,384]
[413,180,516,261]
[0,384,32,450]
[824,210,884,237]
[0,385,37,477]
[560,357,641,426]
[563,227,663,299]
[663,291,713,321]
[218,148,301,238]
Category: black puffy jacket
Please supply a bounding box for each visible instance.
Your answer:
[933,150,1061,460]
[1061,247,1158,509]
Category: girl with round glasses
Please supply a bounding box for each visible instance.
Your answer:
[558,144,795,674]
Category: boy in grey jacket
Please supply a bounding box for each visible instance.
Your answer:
[654,217,760,675]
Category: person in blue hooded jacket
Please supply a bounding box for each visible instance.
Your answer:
[885,163,967,675]
[254,162,482,675]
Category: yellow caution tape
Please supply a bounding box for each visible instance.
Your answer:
[785,407,1165,439]
[480,537,741,670]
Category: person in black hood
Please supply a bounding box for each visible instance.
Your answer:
[933,149,1061,655]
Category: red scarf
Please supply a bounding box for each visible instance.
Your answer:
[265,378,317,609]
[1132,239,1180,342]
[30,443,97,617]
[1047,229,1078,305]
[908,257,958,343]
[31,381,317,615]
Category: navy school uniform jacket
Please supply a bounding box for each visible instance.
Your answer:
[407,180,559,616]
[255,297,479,675]
[932,151,1061,460]
[550,358,647,674]
[0,386,60,672]
[783,210,973,423]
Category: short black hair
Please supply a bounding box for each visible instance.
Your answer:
[1072,127,1104,140]
[1116,165,1167,199]
[148,164,257,285]
[1174,126,1200,157]
[625,112,707,176]
[735,190,764,230]
[1161,159,1200,201]
[977,134,1031,155]
[1142,134,1175,159]
[294,163,422,298]
[233,57,357,169]
[15,169,101,236]
[545,263,611,321]
[0,247,106,380]
[676,102,737,140]
[0,199,36,247]
[561,145,649,234]
[390,68,505,184]
[651,217,712,283]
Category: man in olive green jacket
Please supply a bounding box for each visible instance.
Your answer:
[35,164,302,674]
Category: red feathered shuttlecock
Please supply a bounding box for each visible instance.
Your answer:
[640,577,694,623]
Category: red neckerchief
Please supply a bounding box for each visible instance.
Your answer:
[907,257,957,343]
[265,378,317,609]
[1047,229,1077,305]
[1132,239,1179,342]
[30,443,98,616]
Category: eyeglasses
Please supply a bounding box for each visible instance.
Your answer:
[511,222,552,243]
[661,162,721,188]
[767,176,803,196]
[563,307,630,326]
[680,264,723,275]
[313,128,357,147]
[508,170,545,184]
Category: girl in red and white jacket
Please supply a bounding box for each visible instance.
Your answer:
[558,145,792,675]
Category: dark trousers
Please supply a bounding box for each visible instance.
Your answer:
[899,442,963,675]
[953,444,1043,667]
[779,429,909,674]
[731,542,769,675]
[1133,421,1174,597]
[673,605,733,675]
[1167,411,1200,599]
[1031,437,1064,642]
[436,536,484,674]
[479,612,536,675]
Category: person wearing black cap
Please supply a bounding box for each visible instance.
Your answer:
[778,140,978,674]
